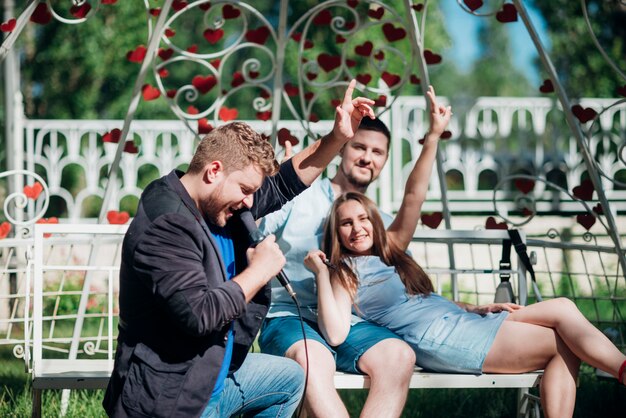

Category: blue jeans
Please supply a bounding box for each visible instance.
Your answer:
[201,353,304,418]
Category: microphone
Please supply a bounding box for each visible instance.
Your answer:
[239,210,297,300]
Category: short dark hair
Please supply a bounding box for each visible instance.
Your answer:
[357,117,391,145]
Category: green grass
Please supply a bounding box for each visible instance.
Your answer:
[2,343,625,418]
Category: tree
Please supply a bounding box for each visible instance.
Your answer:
[531,0,626,98]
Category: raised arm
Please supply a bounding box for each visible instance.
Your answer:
[288,79,375,185]
[387,86,451,251]
[304,250,352,346]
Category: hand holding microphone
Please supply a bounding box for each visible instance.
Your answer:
[239,210,297,300]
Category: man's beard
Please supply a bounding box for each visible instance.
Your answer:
[201,183,228,227]
[343,165,374,189]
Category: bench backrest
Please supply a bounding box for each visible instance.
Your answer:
[29,225,528,378]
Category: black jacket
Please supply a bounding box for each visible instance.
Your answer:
[103,161,307,417]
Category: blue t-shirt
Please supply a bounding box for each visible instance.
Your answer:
[209,224,236,397]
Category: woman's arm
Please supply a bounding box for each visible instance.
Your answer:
[387,86,452,251]
[304,250,352,346]
[455,301,522,314]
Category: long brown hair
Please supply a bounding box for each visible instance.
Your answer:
[322,192,433,299]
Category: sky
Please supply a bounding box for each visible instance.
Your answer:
[441,1,550,86]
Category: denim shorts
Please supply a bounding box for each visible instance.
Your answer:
[259,316,402,374]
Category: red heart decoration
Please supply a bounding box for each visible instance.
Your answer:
[439,130,452,139]
[571,104,597,124]
[514,179,535,194]
[260,90,270,99]
[355,41,373,57]
[23,182,43,200]
[222,4,240,19]
[124,141,139,154]
[374,95,387,107]
[219,106,238,122]
[36,217,58,237]
[245,26,270,45]
[306,72,317,81]
[345,21,356,30]
[304,92,314,101]
[126,45,147,63]
[572,179,594,201]
[277,128,300,146]
[368,7,384,20]
[107,210,130,225]
[374,51,384,60]
[158,68,169,78]
[616,85,626,97]
[410,75,421,84]
[346,59,356,68]
[313,10,331,25]
[330,99,341,108]
[149,8,161,16]
[256,111,271,121]
[0,18,16,32]
[199,2,211,11]
[424,49,442,65]
[231,72,244,87]
[192,75,217,94]
[463,0,483,11]
[592,203,604,215]
[210,58,221,68]
[522,208,534,217]
[158,48,174,61]
[347,0,359,8]
[198,118,213,134]
[187,105,200,115]
[103,128,122,143]
[539,79,554,93]
[0,222,11,239]
[485,216,508,230]
[412,3,424,12]
[70,2,91,18]
[291,32,303,42]
[142,84,161,101]
[309,113,320,123]
[102,0,117,3]
[576,213,595,230]
[30,3,52,25]
[203,28,224,44]
[317,54,341,72]
[356,74,372,85]
[172,1,188,11]
[187,44,198,53]
[382,23,406,42]
[336,34,346,44]
[496,3,517,23]
[166,89,177,98]
[421,212,443,229]
[284,83,299,97]
[165,28,176,38]
[381,71,401,87]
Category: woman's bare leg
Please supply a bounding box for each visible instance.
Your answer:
[483,320,580,418]
[507,298,626,379]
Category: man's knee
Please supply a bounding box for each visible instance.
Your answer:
[286,340,337,376]
[359,339,415,377]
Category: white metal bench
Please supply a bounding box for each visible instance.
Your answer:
[28,224,542,417]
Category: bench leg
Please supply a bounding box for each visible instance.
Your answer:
[32,389,42,418]
[517,388,541,418]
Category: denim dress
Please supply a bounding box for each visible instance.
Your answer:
[350,256,508,374]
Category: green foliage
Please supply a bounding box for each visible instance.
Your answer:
[532,0,626,98]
